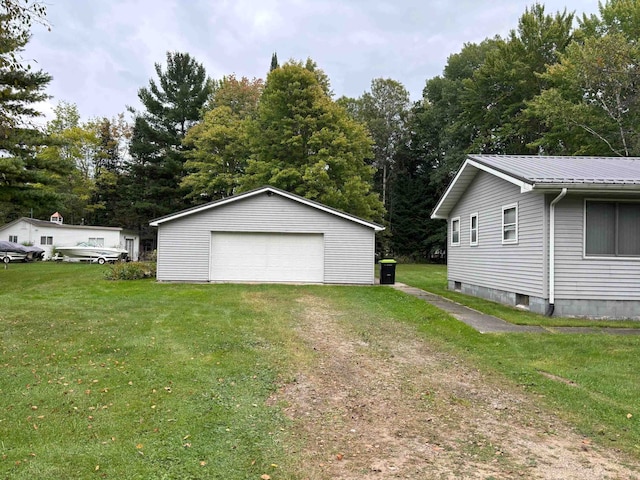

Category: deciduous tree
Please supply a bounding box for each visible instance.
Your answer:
[241,61,383,221]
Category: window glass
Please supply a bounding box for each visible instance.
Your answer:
[502,206,517,243]
[585,201,640,257]
[585,202,616,255]
[470,214,478,245]
[618,203,640,255]
[451,218,460,245]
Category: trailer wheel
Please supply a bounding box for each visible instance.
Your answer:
[2,256,9,264]
[97,257,106,265]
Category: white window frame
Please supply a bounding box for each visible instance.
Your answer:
[40,236,53,245]
[502,203,518,245]
[469,213,478,246]
[451,217,460,246]
[9,235,17,243]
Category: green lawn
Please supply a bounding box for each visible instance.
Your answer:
[396,263,640,328]
[1,263,639,479]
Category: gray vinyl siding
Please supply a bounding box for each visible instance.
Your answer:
[554,194,640,300]
[156,192,376,284]
[448,171,546,297]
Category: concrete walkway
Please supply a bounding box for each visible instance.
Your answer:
[392,283,640,335]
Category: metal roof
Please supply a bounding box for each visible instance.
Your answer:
[469,155,640,185]
[431,155,640,219]
[149,186,385,231]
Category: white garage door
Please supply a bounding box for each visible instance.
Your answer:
[210,232,324,282]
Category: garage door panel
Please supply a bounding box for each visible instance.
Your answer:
[210,232,324,282]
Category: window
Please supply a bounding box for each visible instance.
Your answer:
[89,237,105,247]
[9,235,17,243]
[451,217,460,245]
[469,213,478,246]
[585,201,640,256]
[40,236,53,245]
[502,204,518,244]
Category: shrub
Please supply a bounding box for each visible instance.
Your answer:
[104,261,157,280]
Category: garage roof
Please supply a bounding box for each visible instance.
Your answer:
[431,155,640,219]
[149,186,385,231]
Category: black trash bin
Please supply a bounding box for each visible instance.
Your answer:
[379,259,397,285]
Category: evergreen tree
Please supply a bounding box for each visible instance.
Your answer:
[270,52,279,71]
[0,11,68,223]
[126,51,210,247]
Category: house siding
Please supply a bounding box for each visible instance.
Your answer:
[0,219,139,260]
[448,171,546,305]
[554,194,640,301]
[156,192,376,284]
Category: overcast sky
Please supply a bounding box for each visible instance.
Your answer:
[23,0,601,123]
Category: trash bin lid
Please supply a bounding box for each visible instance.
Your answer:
[379,259,397,264]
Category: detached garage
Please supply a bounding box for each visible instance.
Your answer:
[149,186,384,284]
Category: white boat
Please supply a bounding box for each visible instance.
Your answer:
[56,243,129,264]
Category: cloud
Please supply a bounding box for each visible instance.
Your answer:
[22,0,601,122]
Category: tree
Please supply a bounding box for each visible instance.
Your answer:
[340,78,411,211]
[38,102,100,223]
[0,0,48,72]
[527,0,640,155]
[270,52,279,71]
[182,76,263,202]
[462,4,574,154]
[240,61,383,221]
[126,51,210,244]
[0,11,67,223]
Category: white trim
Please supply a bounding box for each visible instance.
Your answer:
[431,158,534,219]
[451,217,460,246]
[466,159,533,192]
[583,197,640,259]
[469,212,478,246]
[149,186,384,231]
[501,203,518,245]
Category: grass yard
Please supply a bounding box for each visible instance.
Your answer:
[1,262,639,478]
[396,263,640,328]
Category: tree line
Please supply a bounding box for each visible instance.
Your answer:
[1,0,639,258]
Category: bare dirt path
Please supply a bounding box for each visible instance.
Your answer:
[270,295,640,479]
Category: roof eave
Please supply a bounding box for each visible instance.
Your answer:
[532,183,640,193]
[430,157,533,220]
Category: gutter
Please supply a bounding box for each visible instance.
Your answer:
[547,188,567,316]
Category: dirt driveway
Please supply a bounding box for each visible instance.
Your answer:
[270,295,640,479]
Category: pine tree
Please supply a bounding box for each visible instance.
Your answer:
[126,52,210,247]
[0,11,68,223]
[270,52,279,71]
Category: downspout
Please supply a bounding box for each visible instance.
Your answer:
[547,188,568,317]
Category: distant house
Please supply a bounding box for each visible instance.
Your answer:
[431,155,640,319]
[150,186,384,284]
[0,213,140,260]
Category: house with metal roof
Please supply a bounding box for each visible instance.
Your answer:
[0,213,140,261]
[431,155,640,319]
[150,186,384,284]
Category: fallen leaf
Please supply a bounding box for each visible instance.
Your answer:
[200,461,207,466]
[136,444,143,449]
[336,453,344,461]
[95,465,100,471]
[261,475,271,480]
[627,413,633,419]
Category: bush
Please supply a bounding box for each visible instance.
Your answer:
[104,261,157,280]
